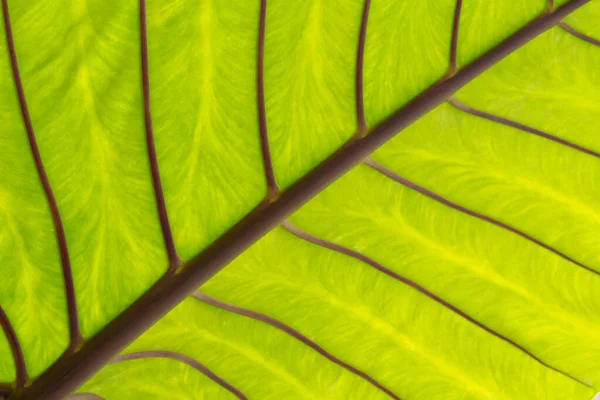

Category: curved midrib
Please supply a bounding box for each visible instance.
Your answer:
[8,1,590,398]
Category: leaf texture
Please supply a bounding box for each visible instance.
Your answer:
[0,0,596,398]
[72,2,600,398]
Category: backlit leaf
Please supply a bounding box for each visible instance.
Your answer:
[0,0,597,398]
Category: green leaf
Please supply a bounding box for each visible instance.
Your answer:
[0,0,597,398]
[73,1,600,398]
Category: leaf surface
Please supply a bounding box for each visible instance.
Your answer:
[0,0,596,398]
[73,1,600,398]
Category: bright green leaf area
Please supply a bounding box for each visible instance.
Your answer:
[103,296,390,400]
[457,27,600,155]
[7,0,168,347]
[0,7,68,380]
[265,0,364,188]
[456,0,546,66]
[76,222,594,399]
[207,226,594,400]
[146,0,266,261]
[363,0,454,127]
[77,2,600,398]
[564,0,600,39]
[80,358,237,400]
[379,29,600,275]
[0,0,566,384]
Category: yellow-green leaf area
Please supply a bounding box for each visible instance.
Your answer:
[122,297,390,400]
[457,0,546,66]
[0,4,69,377]
[265,0,364,188]
[373,102,600,273]
[290,164,600,389]
[78,357,237,400]
[363,0,454,127]
[456,27,600,153]
[9,0,167,337]
[564,0,600,40]
[147,0,266,261]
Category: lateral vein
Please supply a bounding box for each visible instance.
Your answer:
[193,290,401,400]
[1,0,81,352]
[114,350,247,400]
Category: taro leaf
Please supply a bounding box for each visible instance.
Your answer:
[72,3,600,398]
[74,2,600,399]
[0,0,596,398]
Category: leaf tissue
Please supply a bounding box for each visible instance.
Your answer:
[0,0,599,399]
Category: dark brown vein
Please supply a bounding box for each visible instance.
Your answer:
[114,351,247,400]
[355,0,371,137]
[449,97,600,159]
[192,291,400,400]
[0,383,12,398]
[257,0,278,200]
[2,0,81,349]
[0,307,26,388]
[559,22,600,47]
[447,0,463,76]
[13,2,588,398]
[0,385,13,400]
[67,394,105,400]
[140,0,181,272]
[281,220,592,388]
[365,158,600,278]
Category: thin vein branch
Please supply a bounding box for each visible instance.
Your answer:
[1,0,81,349]
[257,0,278,200]
[449,97,600,159]
[193,291,400,400]
[355,0,371,137]
[140,0,181,272]
[446,0,463,77]
[365,158,600,278]
[11,2,589,398]
[281,220,593,388]
[559,22,600,47]
[0,307,26,388]
[114,351,247,400]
